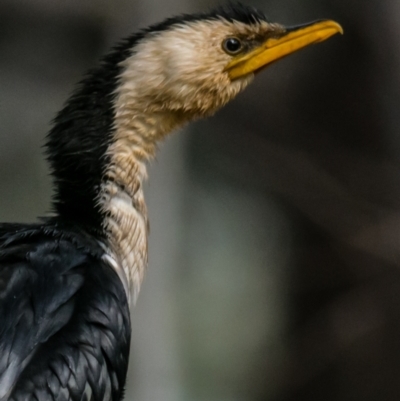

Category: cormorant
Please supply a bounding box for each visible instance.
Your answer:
[0,4,342,400]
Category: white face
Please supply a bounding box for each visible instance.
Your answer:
[119,18,282,118]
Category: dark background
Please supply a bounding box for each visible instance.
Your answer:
[1,1,399,400]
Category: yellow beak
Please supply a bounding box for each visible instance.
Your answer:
[225,20,343,80]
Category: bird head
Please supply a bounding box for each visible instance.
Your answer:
[117,4,342,119]
[47,3,342,229]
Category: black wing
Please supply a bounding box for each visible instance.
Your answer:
[0,224,131,401]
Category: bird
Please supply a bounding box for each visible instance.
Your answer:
[0,3,342,401]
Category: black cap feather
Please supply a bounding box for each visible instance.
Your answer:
[144,3,267,34]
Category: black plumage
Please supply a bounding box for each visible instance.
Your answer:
[0,224,130,401]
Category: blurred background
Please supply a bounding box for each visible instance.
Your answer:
[1,0,399,400]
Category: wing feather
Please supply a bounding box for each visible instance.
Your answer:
[0,225,130,401]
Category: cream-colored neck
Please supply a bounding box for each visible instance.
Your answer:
[100,78,185,304]
[96,22,246,303]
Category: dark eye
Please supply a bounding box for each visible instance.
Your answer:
[222,37,243,55]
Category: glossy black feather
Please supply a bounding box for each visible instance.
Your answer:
[0,224,131,401]
[141,2,267,33]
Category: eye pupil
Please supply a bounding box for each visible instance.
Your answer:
[223,38,242,54]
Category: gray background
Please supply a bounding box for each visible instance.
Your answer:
[1,1,400,400]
